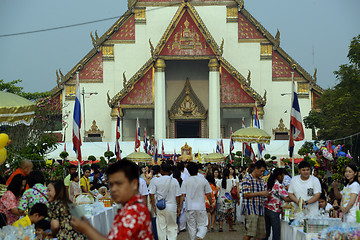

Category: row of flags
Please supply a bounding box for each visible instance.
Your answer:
[72,72,304,163]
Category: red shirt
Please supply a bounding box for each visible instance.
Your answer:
[108,194,153,240]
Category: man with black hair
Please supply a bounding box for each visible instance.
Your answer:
[71,159,153,240]
[64,165,77,198]
[180,162,212,240]
[13,203,48,228]
[242,160,270,240]
[288,160,321,214]
[149,163,181,240]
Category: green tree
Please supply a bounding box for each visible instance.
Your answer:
[304,35,360,159]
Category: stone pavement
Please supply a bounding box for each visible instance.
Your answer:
[177,222,246,240]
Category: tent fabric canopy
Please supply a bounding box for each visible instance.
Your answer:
[126,151,152,162]
[0,91,35,126]
[203,153,224,162]
[232,127,271,144]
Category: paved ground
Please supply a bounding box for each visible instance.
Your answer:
[178,222,246,240]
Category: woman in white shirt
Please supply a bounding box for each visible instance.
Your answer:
[340,164,360,223]
[213,168,222,186]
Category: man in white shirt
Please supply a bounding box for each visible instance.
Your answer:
[180,162,213,240]
[139,177,149,206]
[149,163,181,240]
[288,161,321,214]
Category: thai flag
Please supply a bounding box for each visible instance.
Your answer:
[72,72,82,163]
[161,141,165,159]
[143,129,148,154]
[289,75,305,157]
[229,129,234,164]
[242,117,246,128]
[254,102,265,159]
[115,106,121,160]
[220,139,224,154]
[243,142,256,163]
[135,118,141,151]
[173,148,177,163]
[153,139,158,164]
[216,140,220,153]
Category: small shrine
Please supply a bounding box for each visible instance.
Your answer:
[178,142,193,162]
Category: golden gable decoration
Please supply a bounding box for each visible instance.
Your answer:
[85,120,104,137]
[168,78,207,120]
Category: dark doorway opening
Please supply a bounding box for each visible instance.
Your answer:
[175,121,201,138]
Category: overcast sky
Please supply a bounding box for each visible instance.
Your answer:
[0,0,359,93]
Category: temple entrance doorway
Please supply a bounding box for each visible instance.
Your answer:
[175,120,201,138]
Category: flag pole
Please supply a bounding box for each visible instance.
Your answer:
[291,72,295,177]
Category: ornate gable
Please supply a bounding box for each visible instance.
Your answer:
[154,2,222,58]
[120,67,153,105]
[221,67,255,105]
[238,12,266,41]
[272,50,301,80]
[108,15,135,43]
[109,59,154,108]
[169,79,207,120]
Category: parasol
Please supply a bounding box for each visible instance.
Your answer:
[232,127,271,144]
[203,153,224,163]
[126,151,152,163]
[0,91,35,126]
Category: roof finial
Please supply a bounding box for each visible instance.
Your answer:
[274,29,280,50]
[313,68,317,82]
[220,38,224,55]
[90,30,100,52]
[149,39,154,57]
[123,72,127,89]
[247,69,251,86]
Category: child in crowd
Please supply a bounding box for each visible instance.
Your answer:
[318,193,332,214]
[12,203,48,228]
[35,219,51,240]
[69,172,81,202]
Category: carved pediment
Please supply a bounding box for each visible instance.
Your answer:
[85,120,104,137]
[272,118,289,134]
[169,78,207,120]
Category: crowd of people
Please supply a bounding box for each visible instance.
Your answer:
[0,157,359,240]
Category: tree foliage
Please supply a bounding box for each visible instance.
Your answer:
[0,79,51,101]
[304,35,360,140]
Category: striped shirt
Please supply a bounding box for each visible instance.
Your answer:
[241,173,266,216]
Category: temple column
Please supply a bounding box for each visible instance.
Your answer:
[154,59,166,139]
[208,58,220,139]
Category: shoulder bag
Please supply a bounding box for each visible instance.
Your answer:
[156,177,172,210]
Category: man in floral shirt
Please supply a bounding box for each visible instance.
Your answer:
[71,159,153,240]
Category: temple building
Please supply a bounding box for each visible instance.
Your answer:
[50,0,323,146]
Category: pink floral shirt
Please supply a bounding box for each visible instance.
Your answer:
[0,190,20,225]
[264,180,288,213]
[108,194,153,240]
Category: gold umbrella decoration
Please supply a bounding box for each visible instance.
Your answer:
[232,127,271,144]
[203,153,224,163]
[0,91,35,126]
[126,151,152,163]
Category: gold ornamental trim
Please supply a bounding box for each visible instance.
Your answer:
[154,59,166,72]
[152,2,223,58]
[126,152,152,163]
[169,78,207,121]
[272,118,289,135]
[203,153,224,163]
[208,58,219,71]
